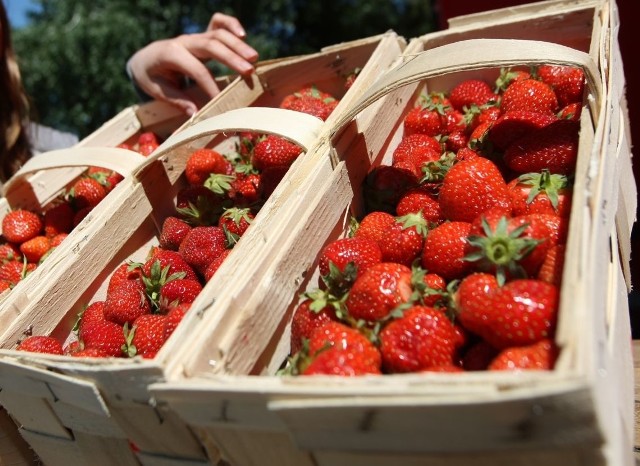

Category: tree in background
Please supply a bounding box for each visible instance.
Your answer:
[12,0,436,138]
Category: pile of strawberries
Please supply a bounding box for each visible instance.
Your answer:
[285,64,584,376]
[15,81,350,358]
[0,132,161,294]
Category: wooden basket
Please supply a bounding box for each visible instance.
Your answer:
[0,32,406,466]
[148,2,635,465]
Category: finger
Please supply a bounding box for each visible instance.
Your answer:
[207,12,246,37]
[184,31,258,73]
[159,51,222,99]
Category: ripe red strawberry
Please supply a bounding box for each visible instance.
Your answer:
[0,279,11,293]
[252,135,302,171]
[466,211,552,280]
[204,249,232,282]
[19,235,51,263]
[508,170,572,217]
[558,102,582,121]
[504,119,579,175]
[355,211,396,244]
[448,79,496,112]
[0,260,36,284]
[318,236,382,282]
[50,233,68,247]
[70,177,107,210]
[138,131,158,145]
[420,272,447,308]
[455,273,558,349]
[178,226,228,275]
[302,321,381,376]
[159,278,203,307]
[395,188,443,225]
[463,104,501,133]
[403,105,445,137]
[379,305,463,373]
[79,302,127,357]
[494,67,531,93]
[501,78,559,115]
[345,262,413,322]
[229,172,261,206]
[70,347,110,358]
[43,202,74,238]
[377,213,428,267]
[489,338,559,371]
[185,148,232,185]
[488,110,556,151]
[142,249,199,282]
[104,279,152,326]
[218,207,254,238]
[530,213,568,245]
[280,88,338,121]
[438,157,512,223]
[163,302,191,339]
[421,221,473,280]
[290,297,338,355]
[125,314,167,359]
[2,209,43,243]
[392,134,442,178]
[107,263,142,296]
[138,142,159,156]
[537,64,585,107]
[159,216,192,251]
[0,243,21,263]
[537,243,565,287]
[16,335,64,355]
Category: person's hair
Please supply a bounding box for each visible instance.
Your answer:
[1,2,31,182]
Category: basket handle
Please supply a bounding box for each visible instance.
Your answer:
[330,38,603,137]
[132,107,325,179]
[2,147,147,198]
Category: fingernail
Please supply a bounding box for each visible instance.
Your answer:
[185,106,196,116]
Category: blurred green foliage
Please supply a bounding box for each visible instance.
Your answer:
[12,0,436,138]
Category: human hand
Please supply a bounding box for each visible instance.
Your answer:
[127,13,258,115]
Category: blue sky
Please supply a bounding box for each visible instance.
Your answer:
[5,0,39,29]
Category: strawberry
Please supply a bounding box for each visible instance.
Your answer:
[354,211,396,244]
[537,243,565,287]
[508,170,572,217]
[125,314,167,359]
[185,148,232,186]
[0,280,11,293]
[344,69,360,90]
[500,78,559,115]
[178,226,228,275]
[462,104,501,133]
[379,305,463,373]
[218,207,254,239]
[438,156,512,223]
[345,262,413,322]
[70,348,110,358]
[204,249,232,282]
[488,110,556,151]
[163,302,191,340]
[0,243,21,263]
[175,185,225,226]
[141,249,199,282]
[290,296,338,355]
[494,67,531,93]
[421,221,473,281]
[392,134,442,178]
[229,172,261,206]
[159,216,192,251]
[107,263,142,296]
[2,209,43,243]
[16,335,64,355]
[43,202,75,238]
[19,235,51,263]
[79,302,127,357]
[50,233,68,247]
[318,236,382,286]
[455,273,558,349]
[138,132,159,146]
[252,135,302,171]
[448,79,496,112]
[280,86,338,121]
[377,213,428,267]
[104,279,152,326]
[395,188,443,225]
[488,338,559,371]
[301,321,381,376]
[537,64,585,107]
[138,142,159,156]
[558,102,582,121]
[531,213,568,245]
[403,105,445,137]
[504,119,579,175]
[420,272,447,308]
[462,340,499,371]
[69,177,107,210]
[0,260,36,284]
[465,211,552,281]
[159,278,203,307]
[442,130,468,152]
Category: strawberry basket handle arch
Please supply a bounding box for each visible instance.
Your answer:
[132,107,325,181]
[329,38,603,140]
[1,147,147,202]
